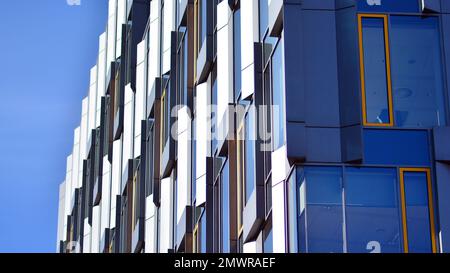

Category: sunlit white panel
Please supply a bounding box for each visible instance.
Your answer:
[271,145,289,184]
[110,138,123,228]
[88,66,98,132]
[148,16,160,90]
[91,205,101,253]
[58,181,66,246]
[116,0,127,59]
[122,84,135,186]
[134,41,146,157]
[79,98,89,163]
[106,8,117,71]
[145,195,156,253]
[83,218,91,253]
[159,177,172,253]
[162,0,175,74]
[100,156,111,236]
[195,81,211,181]
[243,241,258,253]
[177,106,192,223]
[64,155,73,221]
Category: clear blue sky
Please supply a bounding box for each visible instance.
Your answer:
[0,0,108,253]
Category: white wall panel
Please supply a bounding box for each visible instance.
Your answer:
[64,155,73,224]
[145,195,156,253]
[110,138,123,228]
[159,177,172,253]
[148,1,161,91]
[177,106,192,223]
[116,0,127,59]
[240,0,259,99]
[83,219,91,253]
[88,66,98,132]
[122,84,135,189]
[244,241,258,253]
[134,41,146,157]
[107,0,117,72]
[57,181,66,249]
[90,205,101,253]
[100,156,111,243]
[96,32,107,127]
[162,0,175,74]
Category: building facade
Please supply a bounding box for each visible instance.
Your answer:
[56,0,450,253]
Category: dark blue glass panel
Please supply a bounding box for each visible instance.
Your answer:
[363,129,430,166]
[233,9,241,100]
[272,38,286,150]
[298,167,344,253]
[259,0,269,40]
[200,0,207,46]
[221,161,230,253]
[357,0,420,13]
[390,16,446,128]
[200,212,207,253]
[361,17,391,124]
[345,167,402,253]
[403,171,433,253]
[245,110,255,204]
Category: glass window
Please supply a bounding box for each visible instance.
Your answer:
[345,167,402,253]
[245,110,255,204]
[358,15,393,126]
[237,121,245,240]
[390,16,445,128]
[297,167,344,253]
[145,121,154,197]
[263,219,273,253]
[271,37,286,150]
[221,160,230,253]
[400,169,436,253]
[259,0,269,40]
[233,8,241,101]
[199,0,207,48]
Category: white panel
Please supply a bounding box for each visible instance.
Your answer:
[134,41,146,157]
[271,145,290,184]
[79,98,89,164]
[97,33,107,127]
[243,241,258,253]
[116,0,127,59]
[110,138,123,228]
[122,84,135,188]
[272,180,287,253]
[240,0,259,99]
[217,1,233,141]
[177,107,192,223]
[57,181,66,249]
[196,175,207,207]
[159,177,172,253]
[90,205,101,253]
[148,11,161,91]
[64,155,73,224]
[100,156,111,238]
[107,0,117,71]
[83,219,91,253]
[145,195,156,253]
[195,81,211,180]
[162,0,175,74]
[88,66,98,132]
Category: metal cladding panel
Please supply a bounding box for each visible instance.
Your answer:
[110,138,123,228]
[443,0,450,13]
[195,81,211,182]
[159,177,172,253]
[272,179,287,253]
[148,16,161,94]
[162,0,175,74]
[421,0,441,12]
[57,181,66,246]
[107,0,117,70]
[434,127,450,162]
[97,33,107,127]
[145,195,156,253]
[177,106,192,224]
[88,66,98,131]
[303,11,340,127]
[217,1,233,122]
[116,0,127,59]
[306,127,342,163]
[442,15,450,112]
[436,162,450,252]
[64,155,73,221]
[80,98,89,163]
[122,84,135,184]
[240,0,259,99]
[100,156,111,233]
[91,205,101,253]
[83,218,92,253]
[243,240,258,253]
[134,41,147,157]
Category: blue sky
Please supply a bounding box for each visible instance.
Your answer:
[0,0,108,253]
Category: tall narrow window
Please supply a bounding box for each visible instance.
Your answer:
[236,121,245,250]
[399,168,437,253]
[221,160,230,253]
[271,37,286,150]
[244,110,255,204]
[358,14,394,126]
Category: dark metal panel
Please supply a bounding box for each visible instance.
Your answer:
[433,127,450,163]
[340,125,363,163]
[286,121,306,162]
[306,127,342,163]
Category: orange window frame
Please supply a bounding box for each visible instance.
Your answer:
[358,13,394,127]
[399,168,437,253]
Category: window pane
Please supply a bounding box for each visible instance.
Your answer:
[390,16,445,127]
[221,161,230,253]
[233,9,241,100]
[298,167,344,253]
[403,171,433,253]
[245,110,255,204]
[345,168,402,253]
[263,225,273,253]
[199,0,207,47]
[360,17,391,124]
[259,0,269,40]
[272,38,285,150]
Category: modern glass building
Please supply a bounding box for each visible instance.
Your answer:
[56,0,450,253]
